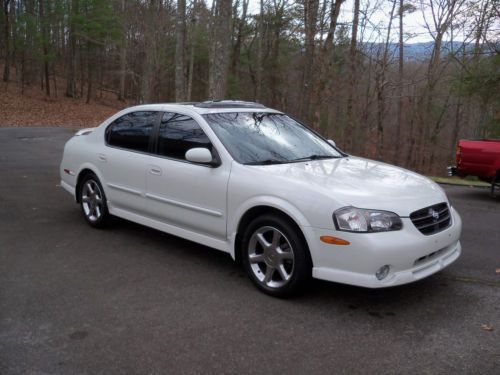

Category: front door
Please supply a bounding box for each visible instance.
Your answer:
[145,112,229,239]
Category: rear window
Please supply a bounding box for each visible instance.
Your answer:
[106,111,157,152]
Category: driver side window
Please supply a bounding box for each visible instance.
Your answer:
[156,112,212,161]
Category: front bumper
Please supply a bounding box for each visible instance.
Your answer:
[306,206,462,288]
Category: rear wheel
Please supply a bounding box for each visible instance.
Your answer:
[491,171,500,199]
[79,174,109,228]
[241,214,311,297]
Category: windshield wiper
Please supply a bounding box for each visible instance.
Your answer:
[245,159,287,165]
[290,154,338,162]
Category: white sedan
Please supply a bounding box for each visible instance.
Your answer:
[60,101,462,296]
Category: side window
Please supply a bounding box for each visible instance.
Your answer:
[156,112,212,160]
[106,111,156,152]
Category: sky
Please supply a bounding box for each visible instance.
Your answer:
[244,0,498,44]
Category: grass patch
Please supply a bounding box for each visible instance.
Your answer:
[430,176,490,187]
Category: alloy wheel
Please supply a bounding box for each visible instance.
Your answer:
[247,226,295,288]
[81,179,104,222]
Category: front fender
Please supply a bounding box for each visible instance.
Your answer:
[227,195,314,260]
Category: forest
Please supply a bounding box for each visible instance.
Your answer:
[0,0,499,174]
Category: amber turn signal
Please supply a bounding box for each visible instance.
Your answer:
[320,236,350,245]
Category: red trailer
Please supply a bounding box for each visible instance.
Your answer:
[448,139,500,198]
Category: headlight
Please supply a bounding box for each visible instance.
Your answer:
[333,207,403,233]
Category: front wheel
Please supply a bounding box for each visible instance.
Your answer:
[241,214,312,297]
[79,174,109,228]
[491,171,500,199]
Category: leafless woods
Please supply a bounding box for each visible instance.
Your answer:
[1,0,498,174]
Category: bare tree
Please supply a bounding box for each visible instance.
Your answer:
[208,0,232,100]
[374,0,397,160]
[39,0,50,96]
[187,0,199,101]
[118,0,127,101]
[66,0,78,97]
[345,0,360,151]
[175,0,187,101]
[255,0,264,101]
[300,0,319,121]
[2,0,11,82]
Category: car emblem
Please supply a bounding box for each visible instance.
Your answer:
[429,208,439,221]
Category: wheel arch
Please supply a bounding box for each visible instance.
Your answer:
[75,165,105,203]
[231,200,313,266]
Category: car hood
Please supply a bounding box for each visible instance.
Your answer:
[253,156,448,216]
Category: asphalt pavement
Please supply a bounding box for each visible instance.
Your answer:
[1,127,499,374]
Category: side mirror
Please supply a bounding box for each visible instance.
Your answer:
[185,148,214,164]
[327,139,336,147]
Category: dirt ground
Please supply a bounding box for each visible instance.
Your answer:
[0,80,126,128]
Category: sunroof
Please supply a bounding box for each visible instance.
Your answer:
[194,101,266,109]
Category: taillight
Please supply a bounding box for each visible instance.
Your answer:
[456,145,461,164]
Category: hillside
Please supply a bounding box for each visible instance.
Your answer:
[0,80,125,128]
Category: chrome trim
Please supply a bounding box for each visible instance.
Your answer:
[145,193,223,217]
[106,183,142,196]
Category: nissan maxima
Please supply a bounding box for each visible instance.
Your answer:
[60,101,462,296]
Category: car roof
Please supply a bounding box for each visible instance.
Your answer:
[120,101,283,115]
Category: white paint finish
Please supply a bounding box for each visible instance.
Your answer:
[108,205,230,253]
[145,192,223,217]
[107,182,142,196]
[308,207,462,286]
[185,148,213,164]
[98,147,150,214]
[60,180,75,197]
[60,103,462,289]
[145,156,230,239]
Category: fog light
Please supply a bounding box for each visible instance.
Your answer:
[376,265,390,280]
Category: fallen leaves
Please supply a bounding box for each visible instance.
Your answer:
[0,80,126,128]
[481,324,494,332]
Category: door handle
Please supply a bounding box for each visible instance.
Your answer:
[149,166,162,175]
[98,153,107,162]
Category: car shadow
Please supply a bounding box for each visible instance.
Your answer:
[107,215,459,315]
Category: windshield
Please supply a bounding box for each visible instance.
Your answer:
[203,112,343,165]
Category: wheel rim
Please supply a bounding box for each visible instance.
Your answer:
[493,179,500,197]
[247,226,295,288]
[81,180,104,222]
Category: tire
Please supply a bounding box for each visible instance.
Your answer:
[241,214,312,297]
[79,173,109,228]
[491,171,500,199]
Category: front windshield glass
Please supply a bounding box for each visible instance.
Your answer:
[203,112,343,165]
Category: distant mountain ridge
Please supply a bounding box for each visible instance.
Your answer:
[363,41,493,61]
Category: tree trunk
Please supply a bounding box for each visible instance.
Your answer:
[394,0,404,164]
[140,1,155,103]
[345,0,360,151]
[374,0,397,160]
[255,0,263,101]
[230,0,248,84]
[66,0,78,97]
[208,0,231,100]
[86,43,92,103]
[2,0,11,82]
[175,0,187,101]
[39,0,50,97]
[118,0,126,101]
[187,3,196,101]
[300,0,319,122]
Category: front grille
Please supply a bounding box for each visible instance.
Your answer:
[410,202,451,235]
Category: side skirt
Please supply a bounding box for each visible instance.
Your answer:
[108,204,232,254]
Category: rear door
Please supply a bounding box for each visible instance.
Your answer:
[100,111,159,214]
[145,111,230,239]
